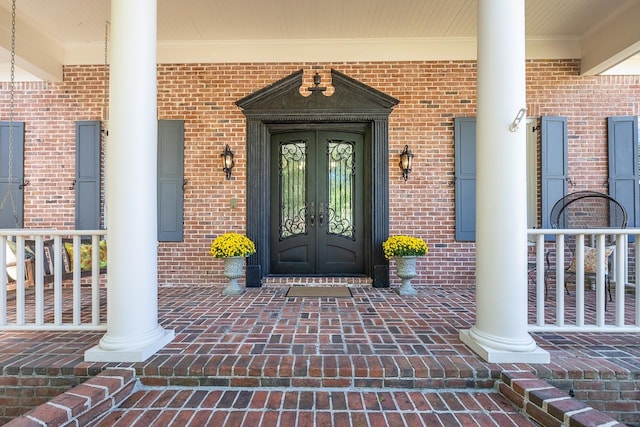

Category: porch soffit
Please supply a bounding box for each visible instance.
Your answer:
[0,0,639,81]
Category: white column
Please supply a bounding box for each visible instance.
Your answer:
[459,0,549,363]
[85,0,174,362]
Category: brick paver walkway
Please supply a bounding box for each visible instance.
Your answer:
[1,282,639,425]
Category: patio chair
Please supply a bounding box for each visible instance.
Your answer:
[545,191,627,302]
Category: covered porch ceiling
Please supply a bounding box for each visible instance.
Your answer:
[0,0,639,82]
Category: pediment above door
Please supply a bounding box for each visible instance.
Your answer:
[236,69,398,120]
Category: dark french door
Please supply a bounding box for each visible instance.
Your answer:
[270,130,364,275]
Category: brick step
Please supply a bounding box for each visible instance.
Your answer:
[134,354,497,390]
[500,371,624,427]
[87,386,538,426]
[9,368,623,427]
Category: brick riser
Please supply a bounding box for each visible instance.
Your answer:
[499,371,624,427]
[5,369,136,427]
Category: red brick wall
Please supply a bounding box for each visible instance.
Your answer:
[1,60,639,287]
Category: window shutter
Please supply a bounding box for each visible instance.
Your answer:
[0,121,25,228]
[75,121,101,230]
[541,116,568,230]
[158,120,185,242]
[454,117,476,241]
[608,116,639,231]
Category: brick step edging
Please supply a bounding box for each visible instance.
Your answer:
[4,368,137,427]
[499,371,624,427]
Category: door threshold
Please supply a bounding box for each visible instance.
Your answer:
[262,276,372,287]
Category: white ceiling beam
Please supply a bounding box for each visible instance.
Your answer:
[65,37,581,66]
[580,1,640,76]
[0,5,64,81]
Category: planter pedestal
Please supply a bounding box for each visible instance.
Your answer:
[394,256,418,295]
[222,256,245,295]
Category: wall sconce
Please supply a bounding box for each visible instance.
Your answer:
[221,144,235,180]
[399,145,414,181]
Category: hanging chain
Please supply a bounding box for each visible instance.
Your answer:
[101,21,109,230]
[103,21,109,123]
[0,0,19,226]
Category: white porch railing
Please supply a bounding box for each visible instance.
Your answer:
[0,229,107,331]
[528,229,640,333]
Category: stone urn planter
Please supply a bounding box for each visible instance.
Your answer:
[209,232,256,296]
[222,256,245,296]
[383,235,428,296]
[394,256,418,295]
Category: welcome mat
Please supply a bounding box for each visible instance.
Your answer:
[286,286,353,298]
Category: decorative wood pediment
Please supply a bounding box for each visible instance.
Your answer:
[236,69,398,120]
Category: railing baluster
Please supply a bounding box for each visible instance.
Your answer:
[15,236,26,326]
[535,234,545,326]
[575,234,585,327]
[72,235,81,326]
[595,235,606,327]
[615,234,626,327]
[35,236,44,325]
[555,235,565,327]
[92,235,100,325]
[54,236,63,326]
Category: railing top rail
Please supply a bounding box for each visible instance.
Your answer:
[528,228,639,235]
[0,229,107,237]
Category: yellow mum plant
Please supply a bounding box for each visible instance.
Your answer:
[382,235,428,259]
[209,233,256,258]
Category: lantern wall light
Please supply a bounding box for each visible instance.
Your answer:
[221,144,235,180]
[399,145,414,181]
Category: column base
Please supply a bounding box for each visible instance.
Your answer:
[459,329,550,364]
[84,328,175,363]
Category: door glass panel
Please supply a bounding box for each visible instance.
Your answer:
[279,140,307,239]
[326,140,355,239]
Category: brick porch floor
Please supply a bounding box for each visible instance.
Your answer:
[1,282,639,425]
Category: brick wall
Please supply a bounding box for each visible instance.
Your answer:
[1,60,639,287]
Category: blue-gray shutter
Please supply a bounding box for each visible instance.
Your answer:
[158,120,184,242]
[454,117,476,241]
[0,121,24,228]
[75,121,101,230]
[608,116,639,231]
[541,116,568,229]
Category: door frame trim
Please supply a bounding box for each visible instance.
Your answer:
[236,69,398,287]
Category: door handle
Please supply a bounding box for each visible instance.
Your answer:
[318,202,324,227]
[309,201,315,227]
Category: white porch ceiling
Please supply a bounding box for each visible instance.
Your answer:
[0,0,639,81]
